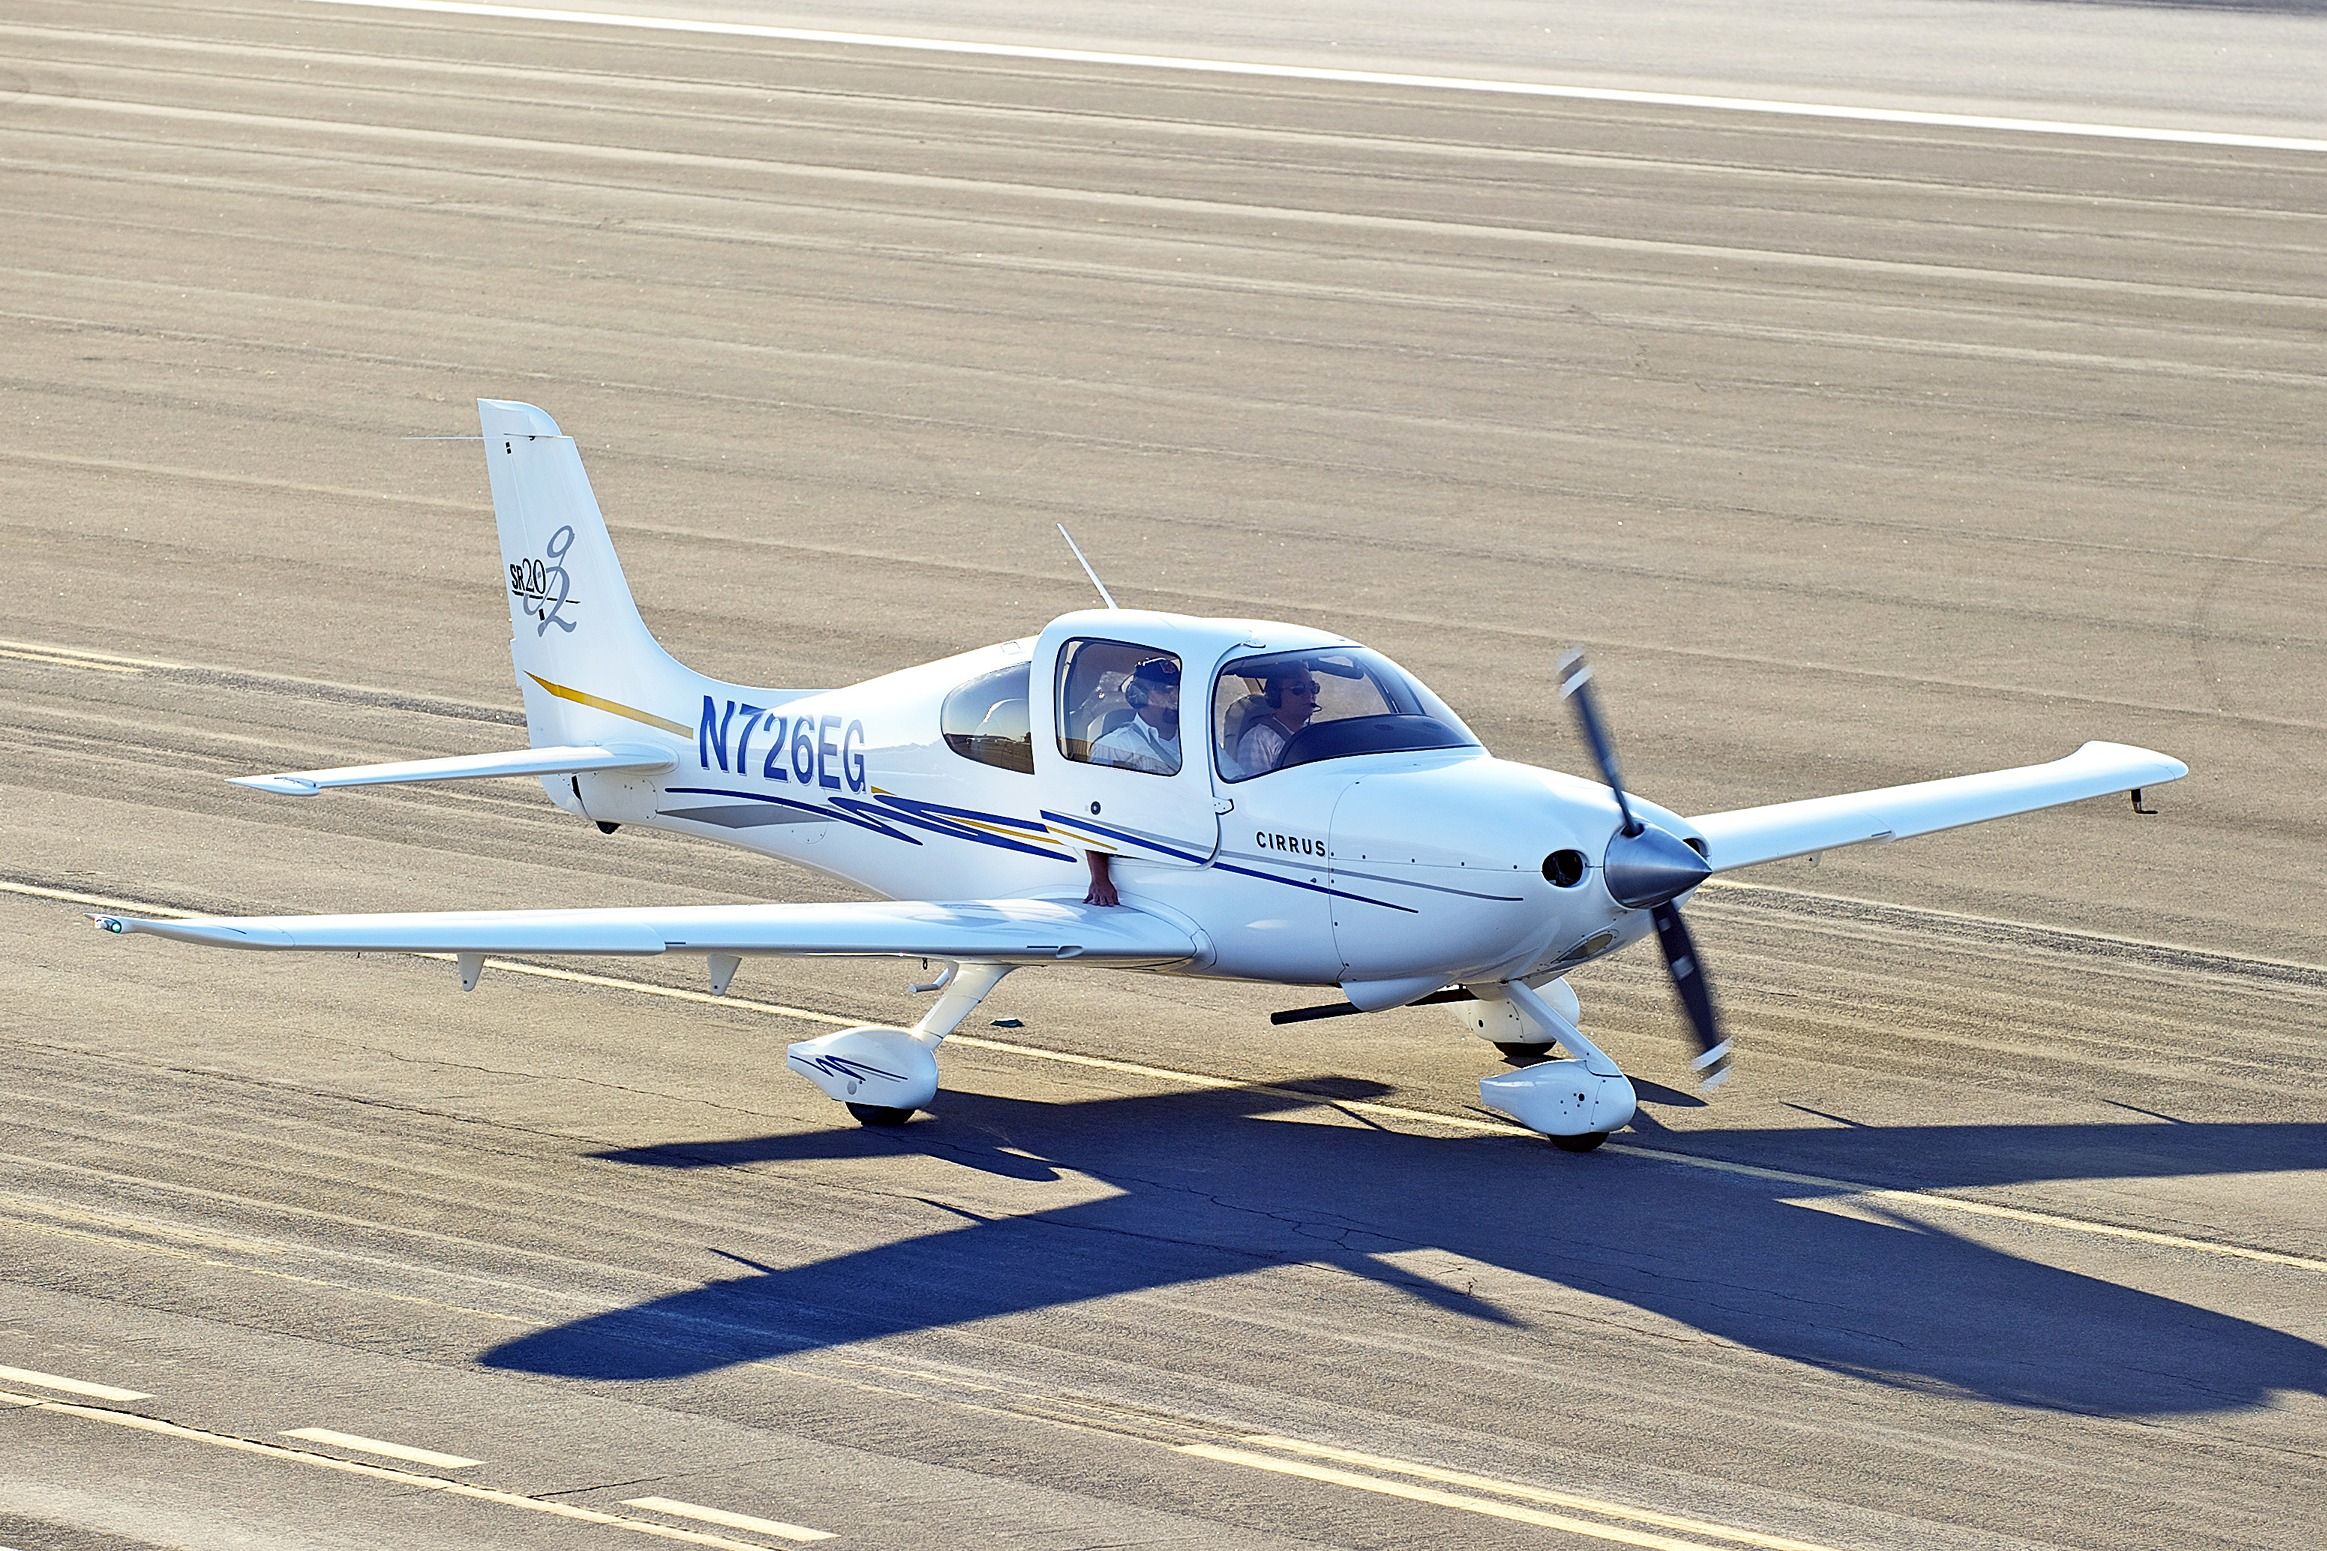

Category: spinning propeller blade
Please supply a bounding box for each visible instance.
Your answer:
[1559,651,1730,1088]
[1557,652,1638,836]
[1651,902,1730,1087]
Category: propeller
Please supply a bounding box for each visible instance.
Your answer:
[1557,652,1731,1088]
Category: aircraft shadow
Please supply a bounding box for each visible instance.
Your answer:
[479,1081,2327,1417]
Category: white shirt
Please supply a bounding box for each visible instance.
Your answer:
[1090,715,1180,775]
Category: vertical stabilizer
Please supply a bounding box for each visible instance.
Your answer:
[479,399,695,749]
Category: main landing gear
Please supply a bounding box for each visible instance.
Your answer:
[784,961,1014,1127]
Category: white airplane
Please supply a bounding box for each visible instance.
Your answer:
[91,401,2188,1151]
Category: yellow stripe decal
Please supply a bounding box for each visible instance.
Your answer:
[1043,820,1116,855]
[949,813,1072,852]
[525,674,690,737]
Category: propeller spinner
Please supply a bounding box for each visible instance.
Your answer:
[1557,652,1731,1088]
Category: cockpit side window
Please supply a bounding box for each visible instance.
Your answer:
[940,662,1034,774]
[1214,647,1476,781]
[1055,638,1183,777]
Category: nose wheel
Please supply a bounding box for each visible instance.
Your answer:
[1548,1130,1610,1153]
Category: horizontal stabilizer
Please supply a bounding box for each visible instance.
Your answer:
[89,897,1196,967]
[1690,740,2188,873]
[230,743,676,796]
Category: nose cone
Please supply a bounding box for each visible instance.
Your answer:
[1603,824,1710,909]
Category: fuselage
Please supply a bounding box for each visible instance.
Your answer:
[550,610,1687,994]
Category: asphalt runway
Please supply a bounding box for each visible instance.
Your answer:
[3,2,2323,1547]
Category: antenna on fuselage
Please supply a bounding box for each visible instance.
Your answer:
[1056,524,1119,610]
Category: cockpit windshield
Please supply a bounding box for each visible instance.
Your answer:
[1212,647,1478,782]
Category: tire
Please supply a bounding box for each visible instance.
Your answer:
[1548,1130,1609,1153]
[847,1103,915,1127]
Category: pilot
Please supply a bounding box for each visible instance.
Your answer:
[1233,664,1321,776]
[1083,657,1180,908]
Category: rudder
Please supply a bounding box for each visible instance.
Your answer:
[480,399,694,748]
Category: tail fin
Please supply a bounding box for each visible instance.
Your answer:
[481,400,697,748]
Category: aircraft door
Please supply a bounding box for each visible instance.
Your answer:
[1034,632,1221,866]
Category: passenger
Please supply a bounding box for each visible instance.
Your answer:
[1088,658,1182,775]
[1082,656,1181,908]
[1233,665,1321,775]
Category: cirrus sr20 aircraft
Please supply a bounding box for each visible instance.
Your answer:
[92,401,2188,1151]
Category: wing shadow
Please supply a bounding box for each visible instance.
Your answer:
[481,1083,2327,1416]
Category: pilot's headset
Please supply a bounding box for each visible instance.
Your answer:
[1264,663,1307,709]
[1124,657,1179,710]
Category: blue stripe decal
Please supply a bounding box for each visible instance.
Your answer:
[665,786,922,845]
[666,785,1072,862]
[1045,809,1417,914]
[663,787,1420,910]
[1212,860,1418,914]
[853,795,1072,862]
[869,793,1075,862]
[1219,850,1525,904]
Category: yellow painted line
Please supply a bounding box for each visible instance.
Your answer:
[0,1363,149,1403]
[1614,1151,2327,1274]
[1242,1436,1841,1551]
[0,646,144,674]
[623,1497,833,1544]
[0,1219,1779,1551]
[0,637,178,671]
[0,1391,788,1551]
[1694,876,2327,981]
[525,672,691,737]
[1182,1444,1759,1551]
[282,1426,482,1469]
[18,876,2325,1273]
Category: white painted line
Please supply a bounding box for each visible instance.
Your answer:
[301,0,2327,156]
[17,876,2324,1273]
[1242,1436,1838,1551]
[623,1497,835,1544]
[3,1395,790,1551]
[282,1426,482,1468]
[0,1364,149,1403]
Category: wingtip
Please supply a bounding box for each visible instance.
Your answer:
[2069,741,2190,785]
[230,773,321,796]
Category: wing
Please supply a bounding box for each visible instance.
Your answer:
[90,897,1194,966]
[1690,740,2187,874]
